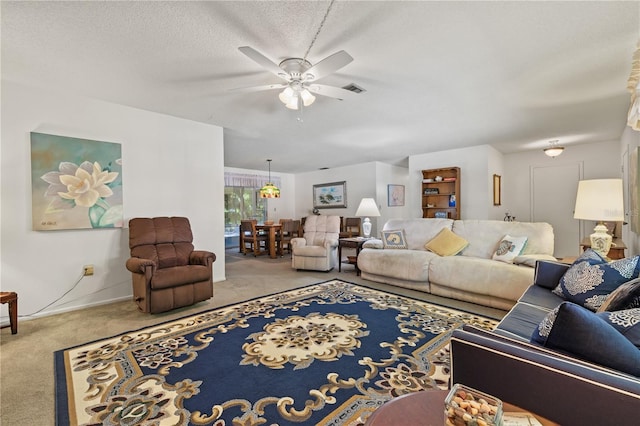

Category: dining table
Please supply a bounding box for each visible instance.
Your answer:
[255,223,282,259]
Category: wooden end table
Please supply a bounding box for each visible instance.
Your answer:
[338,237,367,275]
[580,237,626,260]
[0,291,18,334]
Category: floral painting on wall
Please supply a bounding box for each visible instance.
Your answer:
[31,132,123,231]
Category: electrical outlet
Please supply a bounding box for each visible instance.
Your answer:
[83,265,94,276]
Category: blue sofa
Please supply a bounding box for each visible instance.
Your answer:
[450,260,640,425]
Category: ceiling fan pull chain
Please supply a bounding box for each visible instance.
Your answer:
[303,0,336,63]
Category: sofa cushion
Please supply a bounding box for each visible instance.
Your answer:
[596,308,640,349]
[357,248,435,282]
[429,256,534,302]
[424,228,468,256]
[381,229,408,249]
[597,278,640,312]
[531,301,640,376]
[492,234,528,263]
[553,251,640,311]
[383,218,453,250]
[151,264,211,289]
[451,220,554,259]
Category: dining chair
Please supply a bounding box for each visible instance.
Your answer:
[340,217,362,238]
[240,219,268,256]
[280,219,301,254]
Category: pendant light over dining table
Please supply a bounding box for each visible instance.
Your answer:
[260,159,280,198]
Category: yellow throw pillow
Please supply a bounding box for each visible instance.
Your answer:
[424,228,469,256]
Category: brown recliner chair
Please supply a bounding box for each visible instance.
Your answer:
[126,217,216,313]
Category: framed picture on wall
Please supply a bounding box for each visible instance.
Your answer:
[313,181,347,208]
[493,174,501,206]
[388,184,405,206]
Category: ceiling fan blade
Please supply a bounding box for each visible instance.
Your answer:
[238,46,288,80]
[303,51,353,81]
[229,83,287,93]
[307,84,358,100]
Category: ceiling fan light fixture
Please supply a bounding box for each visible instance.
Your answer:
[278,86,295,103]
[300,89,316,106]
[285,94,299,110]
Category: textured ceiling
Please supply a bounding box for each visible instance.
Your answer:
[2,1,639,173]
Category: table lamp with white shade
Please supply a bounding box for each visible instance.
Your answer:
[573,179,624,258]
[355,198,381,238]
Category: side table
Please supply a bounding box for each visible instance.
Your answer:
[338,237,366,275]
[580,237,626,260]
[0,291,18,334]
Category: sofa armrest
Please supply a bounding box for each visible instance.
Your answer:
[450,325,640,425]
[362,238,383,249]
[513,254,557,268]
[533,260,570,290]
[126,257,156,275]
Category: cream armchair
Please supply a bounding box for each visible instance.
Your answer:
[291,215,341,271]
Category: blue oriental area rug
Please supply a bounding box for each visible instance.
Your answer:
[55,279,497,425]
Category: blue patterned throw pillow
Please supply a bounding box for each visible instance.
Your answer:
[531,302,640,375]
[552,250,640,311]
[596,308,640,349]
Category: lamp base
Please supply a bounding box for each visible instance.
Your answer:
[590,222,612,258]
[362,217,372,238]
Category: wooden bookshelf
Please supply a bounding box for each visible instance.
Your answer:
[421,167,461,219]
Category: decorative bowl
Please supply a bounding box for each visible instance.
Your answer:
[445,384,503,426]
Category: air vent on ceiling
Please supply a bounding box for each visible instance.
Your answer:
[342,83,365,93]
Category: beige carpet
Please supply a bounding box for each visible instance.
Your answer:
[0,248,505,425]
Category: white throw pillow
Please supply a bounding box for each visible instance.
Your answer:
[492,234,528,263]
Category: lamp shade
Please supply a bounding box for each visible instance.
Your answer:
[355,198,381,217]
[574,179,624,221]
[259,159,280,198]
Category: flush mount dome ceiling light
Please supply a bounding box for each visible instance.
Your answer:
[544,140,565,157]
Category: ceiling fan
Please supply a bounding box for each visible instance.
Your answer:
[232,46,359,110]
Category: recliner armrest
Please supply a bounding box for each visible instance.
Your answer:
[190,250,216,266]
[126,257,156,274]
[291,237,307,249]
[324,238,338,248]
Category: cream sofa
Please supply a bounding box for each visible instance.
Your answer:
[357,219,555,310]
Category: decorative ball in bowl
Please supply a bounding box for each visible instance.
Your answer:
[445,384,503,426]
[264,220,274,225]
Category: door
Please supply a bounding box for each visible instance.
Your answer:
[531,163,583,258]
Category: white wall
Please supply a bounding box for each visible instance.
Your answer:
[375,162,410,228]
[409,145,496,219]
[0,81,225,324]
[621,126,640,256]
[503,140,622,223]
[295,162,383,234]
[224,166,296,222]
